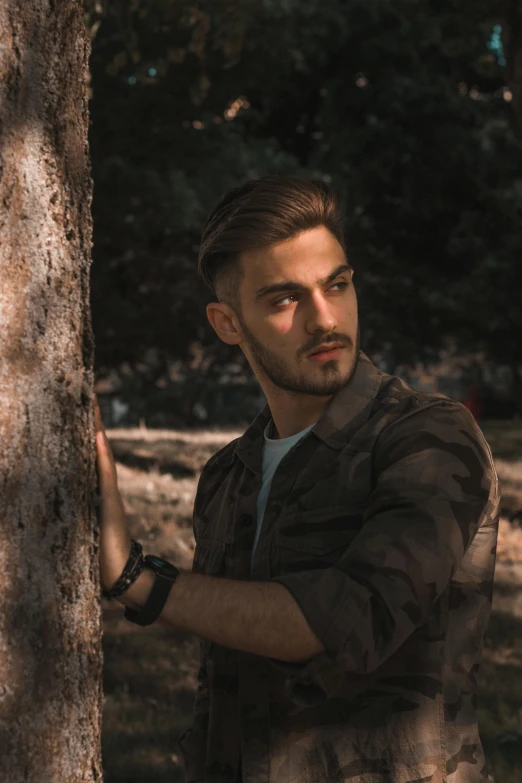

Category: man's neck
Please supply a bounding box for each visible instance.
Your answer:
[268,399,330,439]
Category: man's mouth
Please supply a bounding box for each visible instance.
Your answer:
[308,344,344,362]
[308,342,344,357]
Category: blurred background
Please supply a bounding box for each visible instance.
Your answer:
[86,0,522,429]
[84,2,522,781]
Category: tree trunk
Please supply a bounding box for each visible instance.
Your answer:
[504,0,522,129]
[0,2,103,781]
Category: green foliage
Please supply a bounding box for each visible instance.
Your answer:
[87,0,522,380]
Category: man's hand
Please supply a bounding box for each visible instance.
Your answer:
[94,395,133,593]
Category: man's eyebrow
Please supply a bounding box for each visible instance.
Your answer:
[255,263,353,301]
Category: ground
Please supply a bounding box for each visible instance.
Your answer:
[101,421,522,783]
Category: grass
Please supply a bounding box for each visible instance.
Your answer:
[101,420,522,783]
[480,421,522,462]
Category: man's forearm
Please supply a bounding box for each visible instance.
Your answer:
[119,567,325,663]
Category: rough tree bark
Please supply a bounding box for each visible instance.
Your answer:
[0,2,103,781]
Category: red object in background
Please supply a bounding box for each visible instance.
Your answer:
[464,387,483,420]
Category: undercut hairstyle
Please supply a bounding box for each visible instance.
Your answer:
[198,174,346,316]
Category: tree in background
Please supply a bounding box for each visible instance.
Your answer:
[86,0,522,414]
[0,1,102,780]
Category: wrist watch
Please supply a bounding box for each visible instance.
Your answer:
[124,555,180,626]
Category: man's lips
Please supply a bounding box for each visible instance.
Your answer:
[308,342,344,357]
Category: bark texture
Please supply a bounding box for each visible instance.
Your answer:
[0,2,103,781]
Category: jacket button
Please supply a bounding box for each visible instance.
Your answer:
[239,513,252,527]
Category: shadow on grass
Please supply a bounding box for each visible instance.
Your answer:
[102,616,200,782]
[110,439,197,478]
[102,727,186,783]
[480,421,522,462]
[479,603,522,783]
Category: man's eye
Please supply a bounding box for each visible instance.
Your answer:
[274,294,297,306]
[273,281,349,307]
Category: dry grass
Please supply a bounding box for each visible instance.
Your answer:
[101,421,522,783]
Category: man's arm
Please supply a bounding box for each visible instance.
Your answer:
[94,396,324,663]
[120,566,325,662]
[260,399,500,689]
[95,396,497,678]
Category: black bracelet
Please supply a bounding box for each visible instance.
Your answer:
[102,539,145,600]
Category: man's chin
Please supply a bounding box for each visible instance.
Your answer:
[300,367,355,397]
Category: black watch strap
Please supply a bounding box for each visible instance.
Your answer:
[124,556,179,626]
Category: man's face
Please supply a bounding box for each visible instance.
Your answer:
[234,226,359,398]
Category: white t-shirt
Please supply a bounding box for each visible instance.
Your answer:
[250,418,316,573]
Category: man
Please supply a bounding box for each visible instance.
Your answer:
[95,175,500,783]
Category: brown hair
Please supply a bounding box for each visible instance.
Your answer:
[198,174,346,314]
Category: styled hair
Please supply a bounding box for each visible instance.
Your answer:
[198,174,346,314]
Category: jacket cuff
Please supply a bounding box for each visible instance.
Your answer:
[263,571,369,705]
[274,568,370,650]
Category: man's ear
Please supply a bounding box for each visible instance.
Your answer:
[206,302,243,346]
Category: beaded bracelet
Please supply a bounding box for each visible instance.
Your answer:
[102,539,145,600]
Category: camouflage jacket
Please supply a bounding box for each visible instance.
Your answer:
[176,351,500,783]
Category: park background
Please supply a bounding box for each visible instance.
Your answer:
[83,2,522,781]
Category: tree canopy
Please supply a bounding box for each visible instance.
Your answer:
[87,0,522,391]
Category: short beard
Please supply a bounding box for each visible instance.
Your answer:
[238,316,360,398]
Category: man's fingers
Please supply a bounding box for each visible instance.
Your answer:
[94,399,104,432]
[93,396,123,506]
[96,432,116,474]
[93,399,113,463]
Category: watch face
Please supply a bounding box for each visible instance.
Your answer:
[146,555,179,579]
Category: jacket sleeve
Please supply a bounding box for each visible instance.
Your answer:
[175,639,210,783]
[266,400,500,705]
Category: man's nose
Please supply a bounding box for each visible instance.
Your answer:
[305,292,337,334]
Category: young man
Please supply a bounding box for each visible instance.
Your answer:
[95,175,500,783]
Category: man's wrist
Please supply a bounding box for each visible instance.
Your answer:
[102,539,145,600]
[116,566,156,610]
[100,535,134,594]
